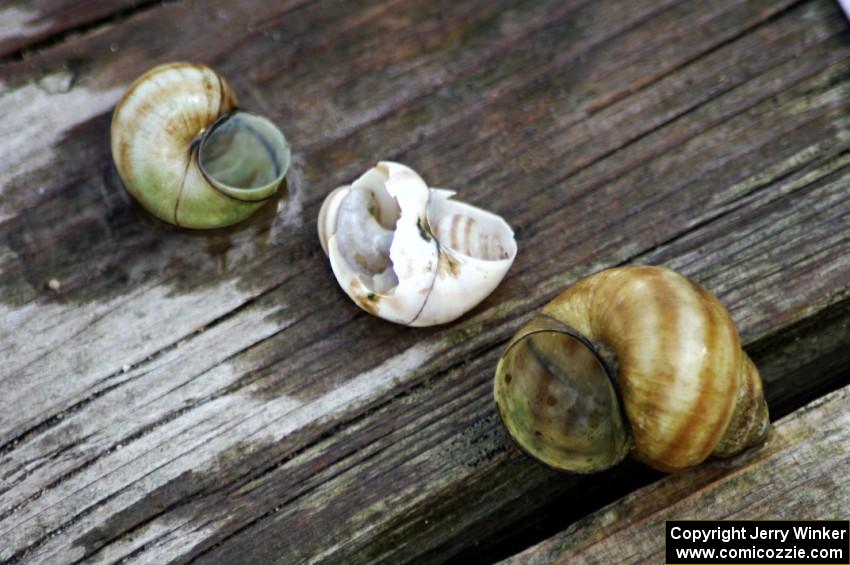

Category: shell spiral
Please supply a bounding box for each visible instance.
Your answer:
[318,162,517,326]
[111,62,290,229]
[494,266,770,473]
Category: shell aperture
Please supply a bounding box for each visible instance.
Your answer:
[199,111,290,198]
[495,316,631,473]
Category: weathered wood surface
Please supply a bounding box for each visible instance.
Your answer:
[506,382,850,564]
[0,1,146,59]
[1,0,849,562]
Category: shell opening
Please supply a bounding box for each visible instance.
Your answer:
[494,317,630,473]
[335,169,402,294]
[199,111,291,200]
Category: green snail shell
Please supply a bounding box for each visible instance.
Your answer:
[110,62,291,229]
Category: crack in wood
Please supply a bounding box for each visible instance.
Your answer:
[508,45,850,248]
[443,0,809,198]
[2,0,850,562]
[301,0,680,160]
[0,0,181,64]
[64,341,502,563]
[506,382,850,563]
[628,153,850,276]
[0,261,313,458]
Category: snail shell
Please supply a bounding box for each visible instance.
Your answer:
[111,62,291,229]
[494,266,770,473]
[318,162,517,326]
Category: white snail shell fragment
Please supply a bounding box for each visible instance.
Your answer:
[318,162,517,326]
[494,266,770,473]
[111,62,291,229]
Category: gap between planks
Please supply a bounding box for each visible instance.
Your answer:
[0,1,844,564]
[503,381,850,564]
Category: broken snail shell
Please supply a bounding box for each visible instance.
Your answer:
[494,266,770,473]
[111,62,290,229]
[318,162,517,326]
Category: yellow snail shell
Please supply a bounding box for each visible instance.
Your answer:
[494,266,770,473]
[318,162,517,326]
[111,62,290,229]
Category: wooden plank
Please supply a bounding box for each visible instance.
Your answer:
[0,0,145,59]
[1,0,598,437]
[0,0,810,446]
[1,0,849,562]
[188,136,850,565]
[455,295,850,564]
[503,381,850,564]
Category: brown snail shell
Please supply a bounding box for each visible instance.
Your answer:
[494,266,770,473]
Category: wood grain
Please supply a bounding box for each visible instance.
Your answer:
[504,382,850,564]
[1,0,849,562]
[0,0,150,59]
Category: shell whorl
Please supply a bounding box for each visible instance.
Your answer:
[318,162,517,326]
[318,186,347,256]
[432,214,509,261]
[111,62,290,229]
[495,266,770,473]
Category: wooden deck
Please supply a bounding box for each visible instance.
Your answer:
[1,0,849,562]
